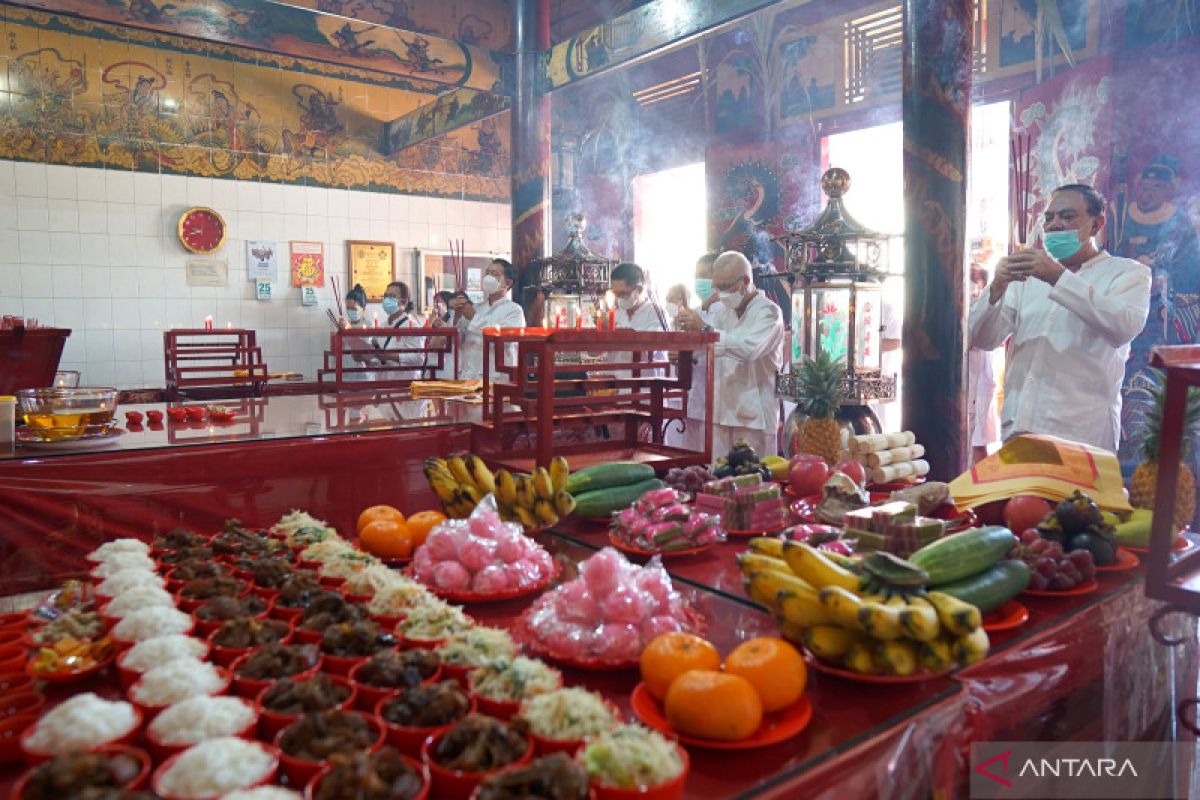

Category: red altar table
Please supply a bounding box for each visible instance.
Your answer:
[163,328,270,401]
[0,326,71,394]
[317,326,459,389]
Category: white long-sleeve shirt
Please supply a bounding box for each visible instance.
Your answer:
[968,251,1150,451]
[709,292,786,432]
[456,296,526,380]
[610,300,667,378]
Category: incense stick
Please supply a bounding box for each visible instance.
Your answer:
[326,308,339,328]
[330,274,343,318]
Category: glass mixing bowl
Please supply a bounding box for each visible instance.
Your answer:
[17,387,119,442]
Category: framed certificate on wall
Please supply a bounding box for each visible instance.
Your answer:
[348,241,396,302]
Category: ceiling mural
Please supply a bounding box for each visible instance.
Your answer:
[279,0,513,49]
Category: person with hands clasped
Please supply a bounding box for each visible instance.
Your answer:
[969,183,1151,451]
[444,258,527,380]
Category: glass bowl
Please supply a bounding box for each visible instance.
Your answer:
[17,387,118,441]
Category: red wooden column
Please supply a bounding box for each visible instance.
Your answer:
[901,0,974,479]
[511,0,552,269]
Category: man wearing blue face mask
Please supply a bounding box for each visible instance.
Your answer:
[448,258,526,379]
[666,253,722,450]
[969,184,1151,451]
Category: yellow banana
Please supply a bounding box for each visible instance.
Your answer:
[459,483,484,506]
[802,625,863,661]
[446,456,474,487]
[514,506,539,530]
[857,601,905,640]
[874,639,918,676]
[549,456,570,494]
[823,551,862,571]
[783,542,862,593]
[743,575,780,610]
[843,641,878,674]
[775,618,808,645]
[429,476,460,503]
[917,636,955,671]
[423,457,448,476]
[747,569,818,604]
[515,476,537,508]
[736,552,795,578]
[466,455,496,496]
[532,467,556,501]
[926,591,981,636]
[748,537,786,558]
[496,470,518,508]
[817,586,866,631]
[553,491,576,517]
[534,499,559,526]
[776,587,834,628]
[899,595,941,642]
[953,627,990,666]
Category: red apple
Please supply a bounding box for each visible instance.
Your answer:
[1003,495,1055,534]
[789,459,832,497]
[833,459,867,486]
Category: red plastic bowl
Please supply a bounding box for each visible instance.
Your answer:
[20,704,143,766]
[10,743,151,799]
[192,597,274,638]
[115,640,212,692]
[1,713,38,766]
[271,602,306,623]
[421,726,534,800]
[251,585,282,603]
[144,699,260,762]
[589,744,689,800]
[304,752,430,800]
[206,619,293,667]
[371,612,406,631]
[23,645,116,684]
[401,635,446,651]
[229,650,322,699]
[255,674,358,741]
[527,699,623,758]
[130,667,232,723]
[350,661,442,713]
[320,651,369,678]
[318,574,347,590]
[376,693,476,759]
[0,644,24,673]
[0,692,44,720]
[112,618,195,651]
[440,662,476,688]
[151,741,279,800]
[174,583,250,614]
[293,625,324,645]
[341,591,373,606]
[0,673,34,697]
[275,711,385,787]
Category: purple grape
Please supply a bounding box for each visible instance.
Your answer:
[1035,558,1057,576]
[1029,538,1049,555]
[1066,550,1092,568]
[1029,573,1049,590]
[1045,541,1064,559]
[1021,529,1041,544]
[1079,564,1096,581]
[1050,574,1074,591]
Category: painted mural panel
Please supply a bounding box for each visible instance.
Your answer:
[279,0,513,49]
[5,0,501,90]
[997,0,1088,69]
[775,28,838,123]
[1123,0,1198,48]
[0,6,510,200]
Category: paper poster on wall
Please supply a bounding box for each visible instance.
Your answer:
[255,278,272,300]
[290,241,325,287]
[300,286,319,306]
[246,240,278,282]
[347,240,395,302]
[186,258,229,287]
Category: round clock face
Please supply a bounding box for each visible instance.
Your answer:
[178,207,226,254]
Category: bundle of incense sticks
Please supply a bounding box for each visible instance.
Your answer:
[1010,132,1033,249]
[448,238,466,290]
[326,308,339,329]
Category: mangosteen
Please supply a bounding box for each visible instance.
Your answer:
[1036,516,1067,545]
[728,440,760,470]
[1068,530,1116,566]
[1055,491,1104,535]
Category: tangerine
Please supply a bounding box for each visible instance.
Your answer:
[358,518,413,559]
[663,669,763,741]
[723,637,807,713]
[639,632,721,701]
[405,510,447,548]
[356,505,405,535]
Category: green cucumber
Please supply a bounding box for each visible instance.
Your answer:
[908,525,1015,584]
[573,478,665,518]
[565,462,657,495]
[931,560,1030,614]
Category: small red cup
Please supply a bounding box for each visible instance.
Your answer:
[320,651,368,678]
[275,711,384,787]
[11,744,151,799]
[588,744,689,800]
[1,713,39,766]
[206,619,293,667]
[376,693,476,759]
[271,602,306,623]
[229,650,322,699]
[192,596,274,638]
[255,674,358,741]
[349,661,442,713]
[422,727,534,800]
[0,692,44,720]
[0,673,34,697]
[303,751,430,800]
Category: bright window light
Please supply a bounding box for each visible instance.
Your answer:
[632,162,707,303]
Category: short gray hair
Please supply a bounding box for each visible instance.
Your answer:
[713,251,752,279]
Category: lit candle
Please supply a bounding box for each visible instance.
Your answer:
[608,308,615,331]
[373,313,379,329]
[204,315,213,331]
[226,321,232,330]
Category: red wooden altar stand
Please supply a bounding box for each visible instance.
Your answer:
[0,325,71,393]
[474,327,716,471]
[317,327,458,390]
[163,328,269,401]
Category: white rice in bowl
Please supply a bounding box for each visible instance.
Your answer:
[154,737,277,799]
[91,553,158,577]
[122,635,209,673]
[98,569,166,597]
[104,585,176,618]
[88,538,151,563]
[223,789,302,800]
[113,606,193,643]
[148,695,257,745]
[132,658,226,707]
[22,693,139,755]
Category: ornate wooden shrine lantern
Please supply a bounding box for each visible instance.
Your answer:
[529,213,614,328]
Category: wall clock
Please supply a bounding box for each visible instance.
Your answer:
[178,207,227,254]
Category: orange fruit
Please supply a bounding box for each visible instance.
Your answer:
[357,505,405,535]
[358,518,413,559]
[639,632,721,701]
[723,637,807,713]
[663,669,762,741]
[405,510,447,548]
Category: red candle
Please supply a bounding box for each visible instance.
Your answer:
[608,308,615,330]
[373,313,379,329]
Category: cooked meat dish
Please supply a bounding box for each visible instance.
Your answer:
[279,711,377,761]
[379,681,471,729]
[158,546,214,565]
[300,592,366,630]
[246,558,295,589]
[320,621,395,658]
[169,558,227,581]
[261,673,352,715]
[275,571,322,609]
[235,642,320,680]
[179,575,245,600]
[312,747,425,800]
[354,650,439,689]
[475,753,590,800]
[212,617,289,649]
[195,594,268,622]
[432,714,528,773]
[19,750,143,800]
[153,528,208,551]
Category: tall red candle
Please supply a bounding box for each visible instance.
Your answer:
[608,308,615,331]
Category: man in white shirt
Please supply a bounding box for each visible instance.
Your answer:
[609,262,667,380]
[667,253,719,450]
[676,251,786,458]
[447,258,527,380]
[969,184,1151,452]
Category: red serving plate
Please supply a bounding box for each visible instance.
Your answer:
[629,682,813,750]
[408,562,560,605]
[606,533,715,559]
[1122,533,1194,555]
[511,607,705,672]
[23,646,115,684]
[1022,578,1100,598]
[724,522,787,538]
[801,650,952,684]
[981,599,1030,632]
[1095,548,1140,572]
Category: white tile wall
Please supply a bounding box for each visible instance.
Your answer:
[0,160,513,388]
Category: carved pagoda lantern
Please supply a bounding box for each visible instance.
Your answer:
[529,213,615,328]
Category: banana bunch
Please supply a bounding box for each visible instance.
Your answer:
[423,453,576,531]
[737,539,989,677]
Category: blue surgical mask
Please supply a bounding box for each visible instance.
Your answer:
[1043,230,1084,260]
[695,279,714,300]
[382,296,401,315]
[347,309,362,323]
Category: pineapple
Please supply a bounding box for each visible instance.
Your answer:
[794,350,847,465]
[1129,369,1200,529]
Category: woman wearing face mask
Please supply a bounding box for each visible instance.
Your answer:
[338,283,378,382]
[450,259,526,380]
[374,281,428,372]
